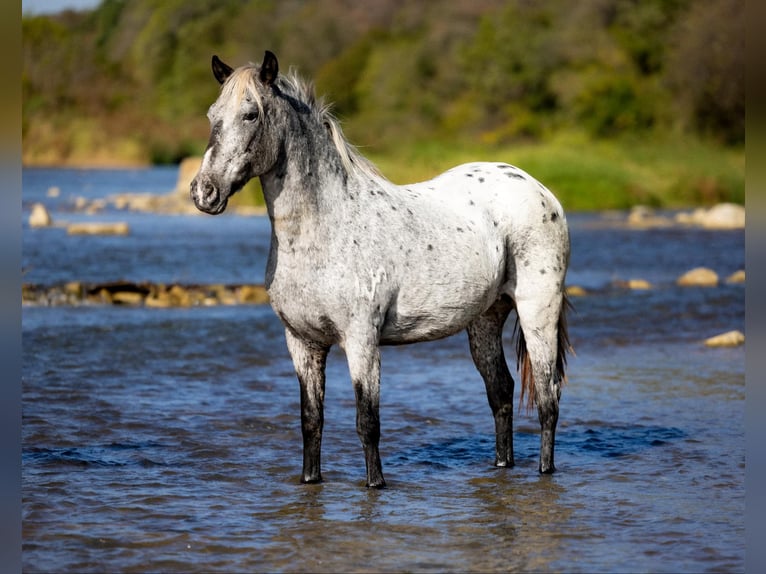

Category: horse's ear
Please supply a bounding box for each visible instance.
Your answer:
[259,50,279,86]
[212,55,234,85]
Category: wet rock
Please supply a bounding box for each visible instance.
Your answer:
[64,281,84,298]
[613,278,653,290]
[67,222,130,235]
[675,203,745,229]
[627,279,652,290]
[22,281,274,307]
[237,284,270,304]
[566,285,587,297]
[626,206,672,228]
[111,291,144,305]
[168,284,192,307]
[725,270,745,284]
[145,293,172,308]
[704,330,744,347]
[29,203,53,228]
[676,267,719,287]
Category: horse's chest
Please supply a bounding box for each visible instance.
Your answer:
[266,257,352,344]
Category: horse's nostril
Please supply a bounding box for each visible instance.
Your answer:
[192,176,219,207]
[202,181,218,203]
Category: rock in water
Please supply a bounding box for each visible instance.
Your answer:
[704,330,745,347]
[677,267,719,287]
[66,222,130,235]
[29,203,52,228]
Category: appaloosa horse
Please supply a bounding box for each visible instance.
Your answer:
[191,51,572,487]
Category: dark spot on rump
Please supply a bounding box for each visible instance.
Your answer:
[466,173,474,178]
[540,269,546,275]
[478,177,485,183]
[505,172,525,179]
[551,212,558,222]
[427,244,433,250]
[542,214,548,223]
[524,260,530,267]
[391,205,397,211]
[469,200,475,206]
[456,227,464,232]
[493,220,498,227]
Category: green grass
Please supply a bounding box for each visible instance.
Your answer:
[365,132,744,211]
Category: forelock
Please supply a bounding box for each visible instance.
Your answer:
[219,66,264,115]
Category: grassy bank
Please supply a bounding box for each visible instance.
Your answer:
[222,132,744,212]
[366,132,744,211]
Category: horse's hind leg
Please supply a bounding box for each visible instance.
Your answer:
[515,293,566,474]
[467,296,515,467]
[285,330,329,484]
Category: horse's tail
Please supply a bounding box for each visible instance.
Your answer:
[515,292,573,413]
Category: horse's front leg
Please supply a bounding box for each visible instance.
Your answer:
[285,330,330,484]
[344,335,385,488]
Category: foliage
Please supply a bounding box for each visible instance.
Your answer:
[22,0,744,206]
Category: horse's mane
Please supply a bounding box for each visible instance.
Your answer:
[222,65,383,182]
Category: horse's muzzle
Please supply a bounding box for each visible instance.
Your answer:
[190,175,228,215]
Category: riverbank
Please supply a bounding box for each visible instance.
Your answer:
[23,132,744,213]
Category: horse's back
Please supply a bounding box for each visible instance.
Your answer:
[419,161,570,299]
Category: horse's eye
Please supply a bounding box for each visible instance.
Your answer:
[243,111,258,122]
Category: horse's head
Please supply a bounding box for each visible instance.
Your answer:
[190,51,281,214]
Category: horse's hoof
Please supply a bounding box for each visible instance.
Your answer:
[366,478,386,489]
[538,464,556,475]
[301,475,322,484]
[494,459,514,468]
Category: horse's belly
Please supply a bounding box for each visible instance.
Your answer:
[380,283,496,345]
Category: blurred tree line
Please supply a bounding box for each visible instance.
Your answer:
[22,0,744,165]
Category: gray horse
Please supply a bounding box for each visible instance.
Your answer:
[191,51,572,488]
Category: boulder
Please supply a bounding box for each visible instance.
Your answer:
[677,267,719,287]
[704,330,745,347]
[566,285,587,297]
[613,278,652,290]
[67,222,130,235]
[111,291,145,305]
[29,203,52,228]
[237,284,270,304]
[626,279,652,290]
[699,203,745,229]
[725,270,745,284]
[675,203,745,229]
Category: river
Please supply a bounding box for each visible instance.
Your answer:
[22,167,745,572]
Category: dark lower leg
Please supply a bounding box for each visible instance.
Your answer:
[300,383,324,483]
[467,307,515,468]
[355,384,385,488]
[537,393,559,474]
[493,404,514,467]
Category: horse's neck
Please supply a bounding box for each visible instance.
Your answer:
[260,116,346,236]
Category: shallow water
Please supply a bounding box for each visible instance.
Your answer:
[22,168,745,572]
